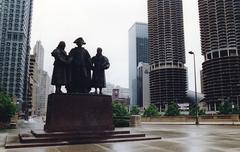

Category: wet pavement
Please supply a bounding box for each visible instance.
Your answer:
[0,118,240,152]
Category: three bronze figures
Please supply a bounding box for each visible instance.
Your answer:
[51,37,110,94]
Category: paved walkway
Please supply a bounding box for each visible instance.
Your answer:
[142,121,240,125]
[1,119,240,152]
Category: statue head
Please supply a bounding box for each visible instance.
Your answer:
[97,47,102,55]
[57,41,66,50]
[74,37,86,47]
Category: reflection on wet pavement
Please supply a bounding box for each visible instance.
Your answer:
[1,120,240,152]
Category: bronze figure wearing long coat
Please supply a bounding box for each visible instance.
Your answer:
[51,41,68,93]
[68,37,92,93]
[91,48,110,94]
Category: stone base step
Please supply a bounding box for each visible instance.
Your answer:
[5,135,162,149]
[19,132,146,143]
[31,130,130,137]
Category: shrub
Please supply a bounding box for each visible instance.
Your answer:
[0,91,16,123]
[113,117,129,127]
[130,106,140,115]
[219,102,232,115]
[112,101,130,127]
[143,104,160,117]
[232,108,240,114]
[189,105,206,116]
[165,102,180,116]
[112,101,129,117]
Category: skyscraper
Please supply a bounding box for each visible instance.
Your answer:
[28,54,37,115]
[128,22,149,106]
[137,62,150,108]
[36,70,50,115]
[33,40,44,70]
[30,41,51,115]
[0,0,33,104]
[148,0,187,111]
[198,0,240,111]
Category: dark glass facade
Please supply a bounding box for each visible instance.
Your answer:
[129,23,149,106]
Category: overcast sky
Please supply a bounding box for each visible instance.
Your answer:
[31,0,203,92]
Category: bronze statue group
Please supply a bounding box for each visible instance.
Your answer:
[51,37,110,95]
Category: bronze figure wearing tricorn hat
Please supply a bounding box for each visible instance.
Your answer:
[67,37,92,93]
[73,37,86,45]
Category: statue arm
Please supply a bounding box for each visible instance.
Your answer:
[103,56,110,69]
[58,54,68,63]
[67,50,74,64]
[52,49,68,64]
[51,49,58,57]
[85,50,93,69]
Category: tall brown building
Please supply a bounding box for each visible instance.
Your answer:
[199,0,240,111]
[148,0,187,111]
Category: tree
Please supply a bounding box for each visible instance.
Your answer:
[130,106,140,115]
[0,91,16,123]
[112,101,129,117]
[165,102,180,116]
[112,101,130,127]
[189,105,206,116]
[143,104,160,117]
[232,107,240,114]
[219,102,232,115]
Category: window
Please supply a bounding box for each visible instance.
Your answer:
[213,52,219,59]
[7,33,11,40]
[13,34,17,41]
[19,34,23,41]
[229,49,237,56]
[207,53,212,60]
[220,50,228,57]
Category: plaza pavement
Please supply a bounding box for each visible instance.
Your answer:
[0,118,240,152]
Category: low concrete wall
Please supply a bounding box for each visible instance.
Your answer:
[142,114,240,123]
[129,115,141,127]
[199,115,240,122]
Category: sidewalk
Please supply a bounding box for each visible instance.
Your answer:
[142,121,240,125]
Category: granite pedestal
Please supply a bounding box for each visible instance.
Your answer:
[44,94,114,132]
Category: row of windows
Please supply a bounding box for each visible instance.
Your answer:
[0,56,24,62]
[2,19,24,29]
[3,13,24,19]
[0,61,24,66]
[7,33,24,41]
[1,42,23,47]
[4,0,22,6]
[0,67,24,74]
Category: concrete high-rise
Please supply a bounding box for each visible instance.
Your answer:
[28,54,37,115]
[198,0,240,111]
[0,0,33,104]
[137,62,150,109]
[29,41,51,115]
[33,40,44,70]
[128,22,149,106]
[36,70,50,115]
[148,0,187,111]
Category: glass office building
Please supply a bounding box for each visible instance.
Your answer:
[128,22,149,106]
[0,0,33,104]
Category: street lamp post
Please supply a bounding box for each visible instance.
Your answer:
[189,51,199,125]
